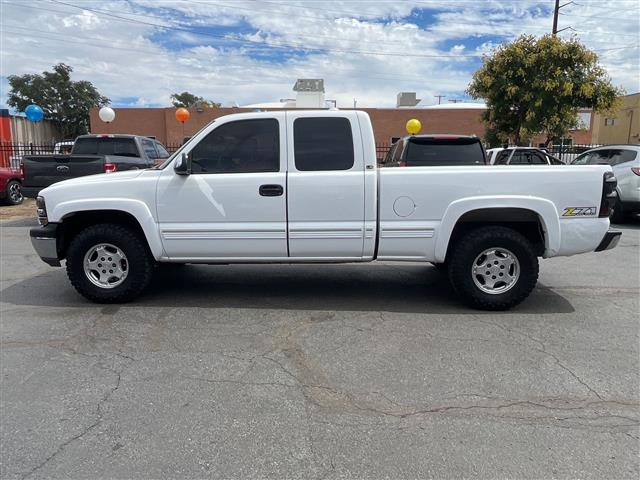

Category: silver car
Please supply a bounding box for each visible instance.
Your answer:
[572,145,640,222]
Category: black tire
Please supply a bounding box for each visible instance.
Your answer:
[66,224,154,303]
[610,196,625,224]
[5,180,23,205]
[447,226,539,311]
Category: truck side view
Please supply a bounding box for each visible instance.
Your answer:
[30,110,621,310]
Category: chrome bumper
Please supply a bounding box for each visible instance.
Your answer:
[595,229,622,252]
[29,224,61,267]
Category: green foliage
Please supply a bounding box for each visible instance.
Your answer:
[7,63,110,139]
[468,35,623,145]
[170,91,221,108]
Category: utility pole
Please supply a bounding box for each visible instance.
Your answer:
[553,0,573,34]
[435,95,446,105]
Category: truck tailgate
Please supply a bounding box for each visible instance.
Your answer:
[23,155,104,188]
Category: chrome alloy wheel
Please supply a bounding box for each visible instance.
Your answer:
[472,247,520,294]
[83,243,129,289]
[8,182,22,204]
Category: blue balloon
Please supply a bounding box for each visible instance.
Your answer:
[25,104,44,122]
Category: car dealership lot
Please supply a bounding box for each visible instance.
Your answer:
[1,218,638,479]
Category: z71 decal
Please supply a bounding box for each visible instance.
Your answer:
[562,207,597,217]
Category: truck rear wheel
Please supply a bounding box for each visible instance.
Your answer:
[447,226,539,310]
[66,224,154,303]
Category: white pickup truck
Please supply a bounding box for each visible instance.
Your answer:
[30,110,621,310]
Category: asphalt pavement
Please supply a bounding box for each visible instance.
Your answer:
[1,218,638,479]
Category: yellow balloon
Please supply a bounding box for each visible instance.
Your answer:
[406,118,422,135]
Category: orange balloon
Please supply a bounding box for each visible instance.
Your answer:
[175,107,190,123]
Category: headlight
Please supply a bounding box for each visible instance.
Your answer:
[36,196,48,225]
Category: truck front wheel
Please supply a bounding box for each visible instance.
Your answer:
[448,226,539,310]
[66,224,154,303]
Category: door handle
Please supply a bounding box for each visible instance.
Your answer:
[259,184,284,196]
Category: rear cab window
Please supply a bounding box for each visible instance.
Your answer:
[293,117,354,171]
[72,137,139,157]
[404,137,485,166]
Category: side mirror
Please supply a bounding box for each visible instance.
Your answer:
[174,152,191,175]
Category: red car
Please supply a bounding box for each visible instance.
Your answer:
[0,166,24,205]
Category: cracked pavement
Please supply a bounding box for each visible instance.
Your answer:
[1,218,639,479]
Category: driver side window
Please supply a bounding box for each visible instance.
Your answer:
[190,119,280,174]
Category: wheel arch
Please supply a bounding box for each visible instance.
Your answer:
[434,196,561,263]
[53,200,163,260]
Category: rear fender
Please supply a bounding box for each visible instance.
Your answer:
[434,196,560,262]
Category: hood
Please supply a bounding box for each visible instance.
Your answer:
[41,169,151,195]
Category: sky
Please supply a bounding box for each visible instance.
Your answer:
[1,0,639,109]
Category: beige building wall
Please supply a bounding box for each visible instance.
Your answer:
[593,93,640,144]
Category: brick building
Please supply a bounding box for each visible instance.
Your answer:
[89,104,490,147]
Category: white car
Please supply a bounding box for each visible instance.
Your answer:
[572,145,640,222]
[486,147,564,165]
[30,110,620,310]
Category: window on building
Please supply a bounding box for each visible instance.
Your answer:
[190,119,280,174]
[604,118,618,126]
[293,117,354,171]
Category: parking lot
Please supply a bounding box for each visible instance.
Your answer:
[1,216,638,479]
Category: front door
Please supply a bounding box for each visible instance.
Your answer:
[156,114,288,260]
[286,112,366,259]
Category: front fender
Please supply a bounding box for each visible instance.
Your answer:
[49,198,164,260]
[433,196,561,263]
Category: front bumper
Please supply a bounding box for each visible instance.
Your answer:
[595,229,622,252]
[30,223,61,266]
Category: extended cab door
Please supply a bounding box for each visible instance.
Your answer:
[156,114,288,260]
[286,112,367,259]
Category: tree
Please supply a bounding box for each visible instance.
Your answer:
[170,91,221,108]
[467,35,622,145]
[7,63,110,139]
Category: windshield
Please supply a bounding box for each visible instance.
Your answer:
[405,137,485,166]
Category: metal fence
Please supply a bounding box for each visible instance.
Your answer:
[0,141,628,170]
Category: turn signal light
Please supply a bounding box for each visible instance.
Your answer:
[104,163,117,173]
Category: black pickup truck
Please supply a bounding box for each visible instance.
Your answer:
[22,134,170,198]
[380,134,487,167]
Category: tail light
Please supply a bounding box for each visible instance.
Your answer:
[599,171,617,218]
[19,161,24,178]
[398,161,406,167]
[631,167,640,176]
[104,163,117,173]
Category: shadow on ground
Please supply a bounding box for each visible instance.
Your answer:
[1,263,574,314]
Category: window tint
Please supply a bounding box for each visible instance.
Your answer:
[404,137,485,166]
[583,150,612,165]
[509,152,526,164]
[608,149,637,165]
[97,138,139,157]
[142,138,158,159]
[73,138,98,155]
[190,119,279,174]
[529,151,547,164]
[154,141,169,158]
[572,152,591,165]
[294,117,354,171]
[494,150,510,165]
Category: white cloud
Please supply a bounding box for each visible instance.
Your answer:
[0,0,637,110]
